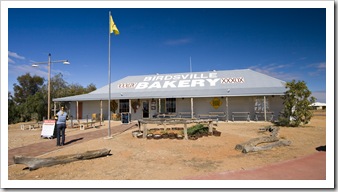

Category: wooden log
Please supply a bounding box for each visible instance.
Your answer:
[234,126,291,153]
[242,139,291,153]
[13,148,111,170]
[235,126,282,151]
[235,136,279,151]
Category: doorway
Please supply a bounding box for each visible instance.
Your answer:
[142,100,149,118]
[78,102,83,119]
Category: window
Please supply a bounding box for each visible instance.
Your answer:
[166,98,176,113]
[119,99,129,113]
[254,97,269,112]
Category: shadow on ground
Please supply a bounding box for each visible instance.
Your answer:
[65,137,84,145]
[316,145,326,151]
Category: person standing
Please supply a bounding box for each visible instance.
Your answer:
[55,106,68,146]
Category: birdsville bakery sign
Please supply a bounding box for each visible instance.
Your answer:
[118,72,245,89]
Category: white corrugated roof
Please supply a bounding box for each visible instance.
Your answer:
[310,102,326,107]
[53,69,286,101]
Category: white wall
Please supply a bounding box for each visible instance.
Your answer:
[228,96,254,113]
[176,98,192,112]
[193,97,227,115]
[130,99,142,120]
[68,102,77,119]
[67,95,284,121]
[68,100,109,120]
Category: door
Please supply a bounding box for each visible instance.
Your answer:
[142,101,149,118]
[78,102,83,119]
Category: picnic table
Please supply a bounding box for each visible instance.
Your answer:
[20,122,43,130]
[76,119,99,130]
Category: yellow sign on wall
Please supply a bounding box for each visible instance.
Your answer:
[210,98,222,109]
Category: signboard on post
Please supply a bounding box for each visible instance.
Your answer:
[41,120,56,139]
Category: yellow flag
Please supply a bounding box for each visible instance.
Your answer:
[110,15,119,35]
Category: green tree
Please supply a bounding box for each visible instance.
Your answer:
[10,73,97,123]
[64,83,96,96]
[8,92,20,124]
[13,73,44,105]
[278,80,316,127]
[50,73,68,99]
[85,83,97,93]
[66,83,87,96]
[49,73,97,98]
[25,92,46,121]
[12,73,45,122]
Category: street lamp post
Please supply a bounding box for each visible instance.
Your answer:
[32,53,70,120]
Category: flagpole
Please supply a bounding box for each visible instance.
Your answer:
[107,11,112,138]
[190,56,192,72]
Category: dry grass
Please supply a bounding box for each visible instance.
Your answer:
[7,111,326,180]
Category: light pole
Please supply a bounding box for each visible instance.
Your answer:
[32,53,70,120]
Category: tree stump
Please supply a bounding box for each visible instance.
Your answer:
[13,148,111,170]
[235,126,291,153]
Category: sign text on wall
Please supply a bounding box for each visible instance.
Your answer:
[117,72,245,89]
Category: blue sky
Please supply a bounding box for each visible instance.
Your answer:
[7,7,327,101]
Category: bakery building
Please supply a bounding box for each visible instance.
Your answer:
[53,69,287,122]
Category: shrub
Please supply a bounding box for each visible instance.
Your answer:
[187,124,208,136]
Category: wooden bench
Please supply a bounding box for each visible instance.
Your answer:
[198,112,227,121]
[209,112,227,121]
[179,112,194,118]
[198,114,210,119]
[255,112,274,122]
[232,112,250,121]
[156,113,177,118]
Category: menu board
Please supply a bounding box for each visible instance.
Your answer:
[41,120,56,139]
